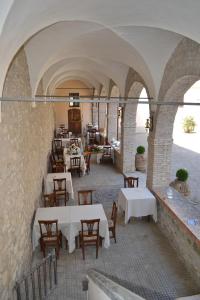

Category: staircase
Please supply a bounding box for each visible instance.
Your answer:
[13,252,57,300]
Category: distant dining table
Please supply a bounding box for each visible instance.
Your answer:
[118,187,157,224]
[55,137,83,150]
[63,149,86,175]
[45,172,74,199]
[32,204,110,253]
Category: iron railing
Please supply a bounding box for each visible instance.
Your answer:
[13,251,57,300]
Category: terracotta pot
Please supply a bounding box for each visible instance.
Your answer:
[135,153,146,172]
[170,179,190,197]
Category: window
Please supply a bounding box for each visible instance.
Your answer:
[69,93,80,107]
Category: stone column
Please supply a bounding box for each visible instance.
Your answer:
[92,103,98,126]
[99,102,107,133]
[147,134,173,189]
[121,102,137,173]
[107,103,118,142]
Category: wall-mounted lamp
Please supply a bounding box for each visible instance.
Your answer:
[118,107,122,117]
[145,116,153,132]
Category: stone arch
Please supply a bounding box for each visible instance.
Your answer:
[107,80,120,142]
[147,37,200,189]
[121,81,147,173]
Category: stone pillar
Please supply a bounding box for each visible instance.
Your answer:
[147,134,173,189]
[107,103,118,142]
[92,103,98,126]
[99,102,107,133]
[121,102,137,173]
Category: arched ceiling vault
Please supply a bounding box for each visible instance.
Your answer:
[48,72,102,95]
[1,1,200,98]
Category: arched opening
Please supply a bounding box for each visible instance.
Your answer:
[54,79,93,135]
[171,80,200,197]
[135,87,149,152]
[107,85,120,144]
[121,82,149,173]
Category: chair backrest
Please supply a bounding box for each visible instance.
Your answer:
[54,164,65,173]
[89,132,96,138]
[54,139,62,150]
[124,176,139,188]
[81,219,100,239]
[53,178,66,192]
[38,220,58,238]
[70,138,79,147]
[78,190,93,205]
[70,156,81,168]
[43,194,56,207]
[111,201,118,227]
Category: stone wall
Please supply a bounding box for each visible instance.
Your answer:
[156,196,200,286]
[0,48,54,299]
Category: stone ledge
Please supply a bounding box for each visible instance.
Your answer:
[153,187,200,245]
[152,187,200,286]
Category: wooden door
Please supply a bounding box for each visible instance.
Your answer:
[68,109,82,134]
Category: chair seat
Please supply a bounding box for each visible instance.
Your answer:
[43,236,58,242]
[79,231,98,241]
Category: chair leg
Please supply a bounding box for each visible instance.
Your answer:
[81,242,85,260]
[96,240,99,259]
[113,229,117,243]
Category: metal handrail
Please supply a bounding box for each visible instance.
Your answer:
[13,251,57,300]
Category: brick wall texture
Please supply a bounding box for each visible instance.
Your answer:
[0,48,54,299]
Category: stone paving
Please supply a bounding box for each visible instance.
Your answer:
[32,161,199,300]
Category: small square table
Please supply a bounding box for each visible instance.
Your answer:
[118,187,157,224]
[45,172,74,199]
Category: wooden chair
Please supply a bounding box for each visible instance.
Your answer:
[79,219,100,260]
[70,156,81,177]
[49,154,64,173]
[88,132,96,145]
[54,164,65,173]
[53,139,63,159]
[100,146,113,164]
[84,152,91,174]
[124,176,139,188]
[108,202,118,243]
[38,220,61,258]
[78,190,94,205]
[43,193,56,207]
[53,178,69,206]
[70,138,79,147]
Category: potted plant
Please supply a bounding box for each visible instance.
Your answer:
[170,168,190,196]
[135,145,146,172]
[183,116,196,133]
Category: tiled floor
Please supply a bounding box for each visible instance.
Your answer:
[33,162,199,300]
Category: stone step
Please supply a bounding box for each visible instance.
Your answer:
[176,295,200,300]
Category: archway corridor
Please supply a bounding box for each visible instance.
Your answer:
[1,2,200,299]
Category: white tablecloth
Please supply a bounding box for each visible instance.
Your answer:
[63,151,86,175]
[45,172,74,199]
[55,138,82,150]
[118,188,157,223]
[32,204,110,253]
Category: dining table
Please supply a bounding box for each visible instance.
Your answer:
[45,172,74,199]
[118,187,157,224]
[32,204,110,253]
[63,148,86,175]
[55,137,83,150]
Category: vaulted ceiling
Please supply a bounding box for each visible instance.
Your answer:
[0,0,199,97]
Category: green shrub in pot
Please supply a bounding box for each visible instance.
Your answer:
[135,146,146,172]
[176,168,188,182]
[136,145,145,154]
